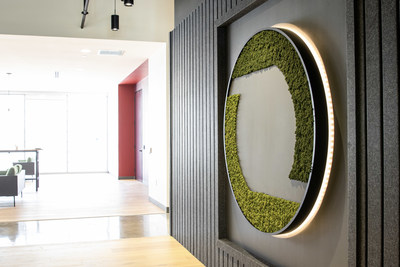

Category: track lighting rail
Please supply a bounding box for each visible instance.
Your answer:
[80,0,133,30]
[80,0,90,29]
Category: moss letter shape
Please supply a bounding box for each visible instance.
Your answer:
[225,94,300,233]
[232,30,313,183]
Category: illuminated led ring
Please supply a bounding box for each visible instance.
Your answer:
[223,25,334,238]
[272,23,335,238]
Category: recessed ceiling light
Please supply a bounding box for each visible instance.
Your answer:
[80,49,92,53]
[98,49,125,56]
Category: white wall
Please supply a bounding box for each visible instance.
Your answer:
[0,1,172,207]
[136,77,149,186]
[147,45,169,208]
[107,89,119,178]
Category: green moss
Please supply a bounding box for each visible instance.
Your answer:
[232,30,313,183]
[225,94,300,233]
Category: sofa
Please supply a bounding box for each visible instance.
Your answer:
[0,164,25,207]
[13,159,35,176]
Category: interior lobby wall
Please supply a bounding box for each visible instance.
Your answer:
[147,46,169,209]
[171,0,399,266]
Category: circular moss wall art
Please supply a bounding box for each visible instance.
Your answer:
[224,24,334,238]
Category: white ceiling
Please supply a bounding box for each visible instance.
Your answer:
[0,34,165,93]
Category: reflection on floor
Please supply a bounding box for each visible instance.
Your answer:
[0,173,164,222]
[0,214,168,247]
[0,174,204,266]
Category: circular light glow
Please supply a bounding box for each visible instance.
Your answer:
[272,23,335,238]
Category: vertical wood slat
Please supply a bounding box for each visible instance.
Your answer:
[197,2,202,261]
[346,0,358,265]
[365,0,383,265]
[170,0,217,265]
[216,239,268,267]
[179,20,183,246]
[357,0,368,264]
[170,28,174,237]
[211,0,216,264]
[211,2,216,266]
[200,2,205,263]
[381,0,399,266]
[183,16,188,251]
[348,0,368,265]
[207,0,213,264]
[222,0,227,15]
[189,11,194,255]
[193,3,199,260]
[348,0,400,266]
[194,5,199,261]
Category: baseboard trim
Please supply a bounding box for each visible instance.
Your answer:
[118,176,136,180]
[149,196,169,213]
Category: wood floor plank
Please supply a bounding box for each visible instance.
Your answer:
[0,236,205,267]
[0,174,164,222]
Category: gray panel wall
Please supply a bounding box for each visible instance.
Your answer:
[170,2,269,266]
[171,0,400,266]
[174,0,204,25]
[347,0,400,266]
[170,1,217,265]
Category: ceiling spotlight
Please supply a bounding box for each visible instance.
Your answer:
[80,49,91,53]
[111,14,119,31]
[124,0,134,6]
[111,0,119,31]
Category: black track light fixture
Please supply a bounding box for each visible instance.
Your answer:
[111,0,119,31]
[111,14,119,31]
[124,0,134,7]
[81,0,135,30]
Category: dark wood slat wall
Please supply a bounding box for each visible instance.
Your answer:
[217,240,269,267]
[365,0,383,265]
[381,0,400,266]
[171,1,271,266]
[348,0,400,266]
[170,1,217,265]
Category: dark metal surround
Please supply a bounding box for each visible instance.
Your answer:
[222,27,329,236]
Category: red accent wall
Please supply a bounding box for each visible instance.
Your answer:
[120,60,148,85]
[118,60,148,178]
[118,83,136,177]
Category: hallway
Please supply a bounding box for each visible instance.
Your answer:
[0,174,203,266]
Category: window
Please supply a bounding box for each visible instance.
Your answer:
[0,93,108,173]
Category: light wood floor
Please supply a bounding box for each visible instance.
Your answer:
[0,236,205,267]
[0,173,164,222]
[0,174,204,266]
